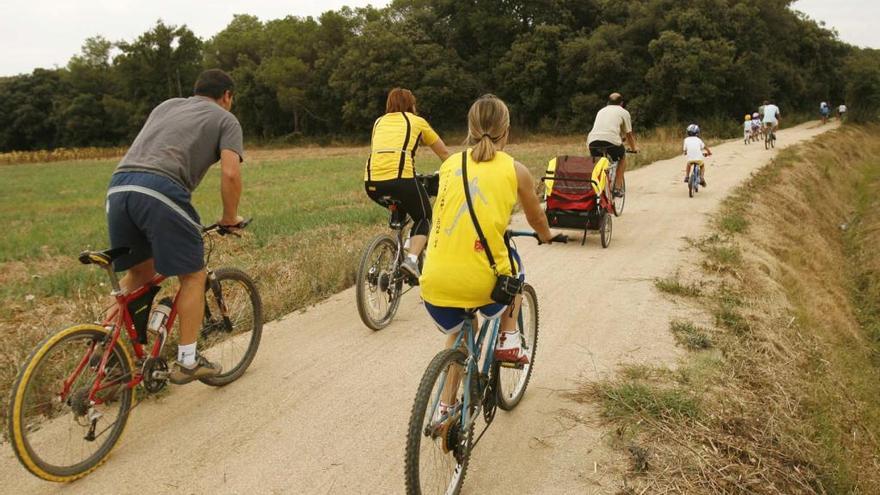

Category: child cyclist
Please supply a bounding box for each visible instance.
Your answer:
[683,124,712,186]
[743,114,752,144]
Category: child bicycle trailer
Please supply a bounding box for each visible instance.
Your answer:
[542,155,614,247]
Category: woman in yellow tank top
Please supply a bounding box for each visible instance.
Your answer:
[364,88,450,278]
[420,94,554,364]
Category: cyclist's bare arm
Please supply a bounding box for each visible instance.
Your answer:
[430,138,450,162]
[220,149,244,227]
[515,161,553,243]
[625,132,639,152]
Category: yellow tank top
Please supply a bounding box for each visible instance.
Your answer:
[420,149,518,308]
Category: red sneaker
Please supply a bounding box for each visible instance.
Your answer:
[494,346,530,365]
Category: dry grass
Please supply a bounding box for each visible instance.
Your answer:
[0,147,129,165]
[581,125,880,493]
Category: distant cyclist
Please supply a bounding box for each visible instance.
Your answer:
[683,124,711,186]
[743,114,752,144]
[751,112,761,139]
[587,92,639,197]
[420,94,556,365]
[820,101,830,124]
[364,88,450,278]
[838,103,847,121]
[762,99,781,138]
[107,69,244,384]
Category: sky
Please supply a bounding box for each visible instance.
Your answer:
[0,0,876,77]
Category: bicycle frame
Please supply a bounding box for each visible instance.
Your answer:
[426,246,527,436]
[62,274,175,407]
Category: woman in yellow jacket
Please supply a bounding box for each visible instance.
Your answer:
[365,88,449,278]
[420,94,556,366]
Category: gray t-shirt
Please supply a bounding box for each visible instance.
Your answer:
[116,97,244,192]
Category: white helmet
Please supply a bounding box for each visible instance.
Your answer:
[686,124,700,136]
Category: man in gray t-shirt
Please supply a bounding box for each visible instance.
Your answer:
[106,69,245,384]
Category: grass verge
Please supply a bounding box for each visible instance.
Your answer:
[580,124,880,493]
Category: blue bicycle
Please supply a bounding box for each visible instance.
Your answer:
[404,230,557,495]
[688,161,701,198]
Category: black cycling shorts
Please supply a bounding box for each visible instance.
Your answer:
[588,140,626,162]
[365,178,431,236]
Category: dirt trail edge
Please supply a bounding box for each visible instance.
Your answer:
[1,121,837,494]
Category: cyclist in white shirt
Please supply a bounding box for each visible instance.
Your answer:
[838,103,847,121]
[761,99,781,137]
[587,92,639,196]
[683,124,712,186]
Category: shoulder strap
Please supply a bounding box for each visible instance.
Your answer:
[397,112,412,179]
[461,152,497,274]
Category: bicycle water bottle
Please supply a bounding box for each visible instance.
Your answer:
[147,297,173,344]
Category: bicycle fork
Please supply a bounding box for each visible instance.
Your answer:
[206,270,233,332]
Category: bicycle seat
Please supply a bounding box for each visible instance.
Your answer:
[377,195,401,208]
[78,247,131,267]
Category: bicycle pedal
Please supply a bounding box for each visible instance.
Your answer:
[151,370,170,380]
[499,362,525,369]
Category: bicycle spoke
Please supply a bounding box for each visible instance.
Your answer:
[407,350,472,495]
[357,235,403,330]
[14,329,131,474]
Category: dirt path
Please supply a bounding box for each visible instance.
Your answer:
[1,121,837,494]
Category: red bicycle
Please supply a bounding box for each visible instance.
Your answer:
[7,221,262,482]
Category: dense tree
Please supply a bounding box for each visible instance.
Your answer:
[2,1,877,151]
[843,49,880,123]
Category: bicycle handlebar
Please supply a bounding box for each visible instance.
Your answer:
[505,230,569,244]
[203,218,253,237]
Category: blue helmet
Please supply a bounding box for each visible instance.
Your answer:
[686,124,700,136]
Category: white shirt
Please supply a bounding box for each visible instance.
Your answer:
[587,105,633,146]
[744,121,752,131]
[762,104,780,123]
[683,136,706,161]
[839,104,847,113]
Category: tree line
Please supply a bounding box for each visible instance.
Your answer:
[1,0,879,152]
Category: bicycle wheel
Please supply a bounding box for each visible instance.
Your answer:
[688,172,695,198]
[599,213,613,248]
[405,348,473,495]
[8,324,134,482]
[771,132,776,148]
[496,284,539,410]
[612,176,626,217]
[356,234,403,331]
[198,267,263,386]
[765,131,770,149]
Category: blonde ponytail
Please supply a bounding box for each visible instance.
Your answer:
[466,94,510,162]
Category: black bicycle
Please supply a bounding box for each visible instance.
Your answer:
[764,124,777,149]
[355,174,439,330]
[589,145,637,216]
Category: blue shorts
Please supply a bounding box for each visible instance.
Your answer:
[106,172,204,276]
[424,301,506,334]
